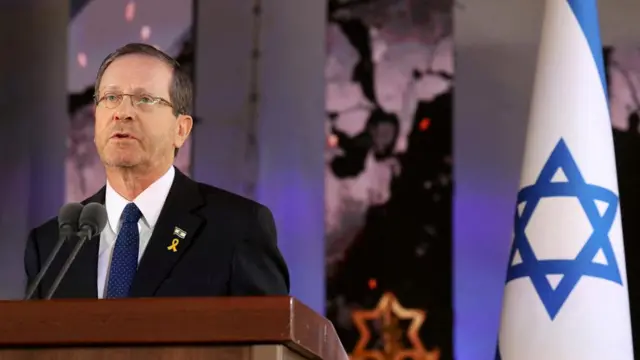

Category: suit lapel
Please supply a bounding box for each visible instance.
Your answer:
[129,169,205,297]
[52,189,105,298]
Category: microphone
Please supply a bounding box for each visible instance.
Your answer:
[24,202,84,300]
[44,202,108,300]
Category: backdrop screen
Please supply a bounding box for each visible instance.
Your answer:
[324,0,454,358]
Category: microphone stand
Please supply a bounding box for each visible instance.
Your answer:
[43,233,91,300]
[24,235,68,300]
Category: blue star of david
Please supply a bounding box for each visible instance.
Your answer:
[506,138,622,320]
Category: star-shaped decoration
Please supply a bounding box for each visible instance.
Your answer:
[351,292,440,360]
[507,138,622,320]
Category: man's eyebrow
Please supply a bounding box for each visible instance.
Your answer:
[100,86,154,94]
[100,85,121,92]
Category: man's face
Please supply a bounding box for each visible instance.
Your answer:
[94,54,190,170]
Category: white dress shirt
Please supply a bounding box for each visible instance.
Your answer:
[97,166,175,298]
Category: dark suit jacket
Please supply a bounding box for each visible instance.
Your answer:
[24,168,290,299]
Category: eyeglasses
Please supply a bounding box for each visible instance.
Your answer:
[94,92,173,111]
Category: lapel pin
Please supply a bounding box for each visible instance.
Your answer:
[173,226,187,239]
[167,238,179,252]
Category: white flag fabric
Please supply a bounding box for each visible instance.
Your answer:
[496,0,634,359]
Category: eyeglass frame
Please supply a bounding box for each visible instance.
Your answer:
[93,92,174,110]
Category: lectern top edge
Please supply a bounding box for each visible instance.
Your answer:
[0,296,349,360]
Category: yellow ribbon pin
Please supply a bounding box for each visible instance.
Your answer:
[167,238,179,252]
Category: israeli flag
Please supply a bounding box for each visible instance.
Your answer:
[496,0,634,359]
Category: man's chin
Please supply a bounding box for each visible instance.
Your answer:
[101,153,143,169]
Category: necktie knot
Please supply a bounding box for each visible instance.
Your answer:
[122,203,142,224]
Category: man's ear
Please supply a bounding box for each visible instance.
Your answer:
[174,114,194,149]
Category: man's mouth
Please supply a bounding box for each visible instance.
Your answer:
[111,132,135,139]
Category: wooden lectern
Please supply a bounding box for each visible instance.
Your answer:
[0,296,349,360]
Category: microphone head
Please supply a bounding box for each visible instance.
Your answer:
[78,202,108,239]
[58,203,84,232]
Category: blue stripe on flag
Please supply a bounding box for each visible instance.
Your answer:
[566,0,608,98]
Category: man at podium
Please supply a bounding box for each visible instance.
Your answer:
[23,43,290,299]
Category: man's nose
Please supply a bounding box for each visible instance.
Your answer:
[113,110,134,121]
[113,99,135,121]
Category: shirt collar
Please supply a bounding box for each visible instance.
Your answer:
[105,166,175,233]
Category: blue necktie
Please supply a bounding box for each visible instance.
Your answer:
[106,202,142,298]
